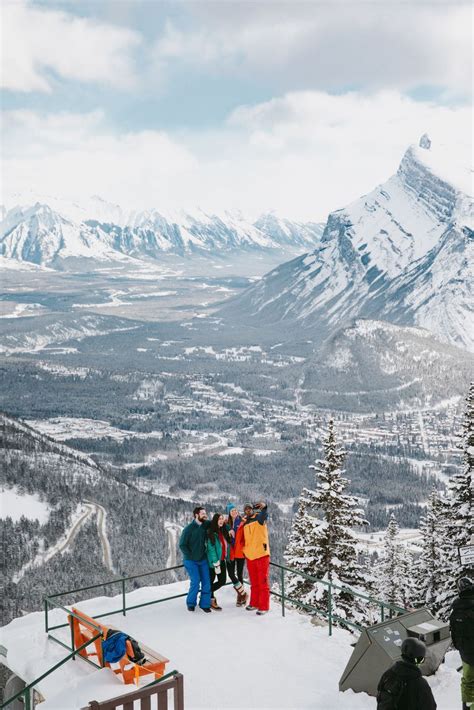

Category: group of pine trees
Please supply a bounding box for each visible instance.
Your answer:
[284,383,474,627]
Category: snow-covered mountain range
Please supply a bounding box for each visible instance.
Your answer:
[221,137,473,352]
[0,195,323,268]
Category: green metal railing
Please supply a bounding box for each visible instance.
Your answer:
[2,561,407,708]
[271,561,407,635]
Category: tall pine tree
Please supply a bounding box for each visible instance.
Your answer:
[285,419,369,624]
[436,382,474,618]
[284,489,320,603]
[378,514,413,608]
[414,489,447,610]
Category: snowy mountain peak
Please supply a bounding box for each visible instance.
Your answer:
[222,140,473,352]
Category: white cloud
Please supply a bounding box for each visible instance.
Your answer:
[2,92,471,221]
[155,2,472,97]
[1,1,141,92]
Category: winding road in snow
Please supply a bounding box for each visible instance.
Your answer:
[13,503,96,582]
[14,501,114,582]
[93,502,114,573]
[164,522,182,580]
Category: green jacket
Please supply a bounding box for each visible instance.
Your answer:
[179,520,210,562]
[205,531,230,568]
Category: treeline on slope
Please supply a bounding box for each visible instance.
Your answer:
[1,416,189,625]
[126,442,439,529]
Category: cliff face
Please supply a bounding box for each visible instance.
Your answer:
[220,139,473,351]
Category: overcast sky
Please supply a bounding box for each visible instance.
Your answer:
[1,0,472,220]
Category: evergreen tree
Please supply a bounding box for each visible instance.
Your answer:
[436,382,474,617]
[414,489,447,610]
[284,489,320,603]
[378,514,413,608]
[285,419,369,624]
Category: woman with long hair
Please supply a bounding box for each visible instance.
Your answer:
[225,503,248,607]
[205,512,230,610]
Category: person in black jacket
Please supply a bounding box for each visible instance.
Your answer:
[450,576,474,710]
[376,637,437,710]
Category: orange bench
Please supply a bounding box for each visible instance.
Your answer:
[68,607,169,686]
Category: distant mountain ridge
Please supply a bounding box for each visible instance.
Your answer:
[0,195,324,268]
[301,318,473,412]
[220,138,473,352]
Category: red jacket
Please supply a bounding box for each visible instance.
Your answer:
[230,521,245,560]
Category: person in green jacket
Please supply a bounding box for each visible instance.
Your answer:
[205,513,231,611]
[179,506,212,613]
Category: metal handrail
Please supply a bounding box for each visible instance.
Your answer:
[0,633,101,710]
[270,561,406,614]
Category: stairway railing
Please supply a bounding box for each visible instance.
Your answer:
[80,671,184,710]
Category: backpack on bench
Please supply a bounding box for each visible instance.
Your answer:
[102,629,147,665]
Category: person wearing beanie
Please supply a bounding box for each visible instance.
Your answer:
[225,503,248,607]
[376,637,437,709]
[243,501,270,616]
[450,576,474,710]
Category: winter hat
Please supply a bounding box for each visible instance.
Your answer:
[457,576,474,593]
[225,503,237,515]
[401,637,426,663]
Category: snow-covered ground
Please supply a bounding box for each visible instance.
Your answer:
[0,486,51,524]
[0,582,462,710]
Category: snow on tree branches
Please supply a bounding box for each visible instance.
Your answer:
[435,382,474,618]
[378,513,413,608]
[284,419,369,626]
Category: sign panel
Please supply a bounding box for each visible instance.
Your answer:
[459,545,474,566]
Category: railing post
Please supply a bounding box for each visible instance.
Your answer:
[327,583,333,637]
[280,566,285,618]
[174,672,184,710]
[44,598,49,634]
[24,687,31,710]
[122,577,126,616]
[70,618,76,660]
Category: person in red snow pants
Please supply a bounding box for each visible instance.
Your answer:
[242,502,270,615]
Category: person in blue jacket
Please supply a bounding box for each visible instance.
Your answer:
[179,506,212,613]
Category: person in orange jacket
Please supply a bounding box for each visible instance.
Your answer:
[242,501,270,615]
[225,503,248,607]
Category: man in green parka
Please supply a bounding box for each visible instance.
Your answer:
[179,506,212,613]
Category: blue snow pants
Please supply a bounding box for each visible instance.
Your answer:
[183,559,211,609]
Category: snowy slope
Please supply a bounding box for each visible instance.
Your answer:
[0,196,323,268]
[301,319,473,411]
[0,582,463,710]
[0,204,125,267]
[221,138,473,351]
